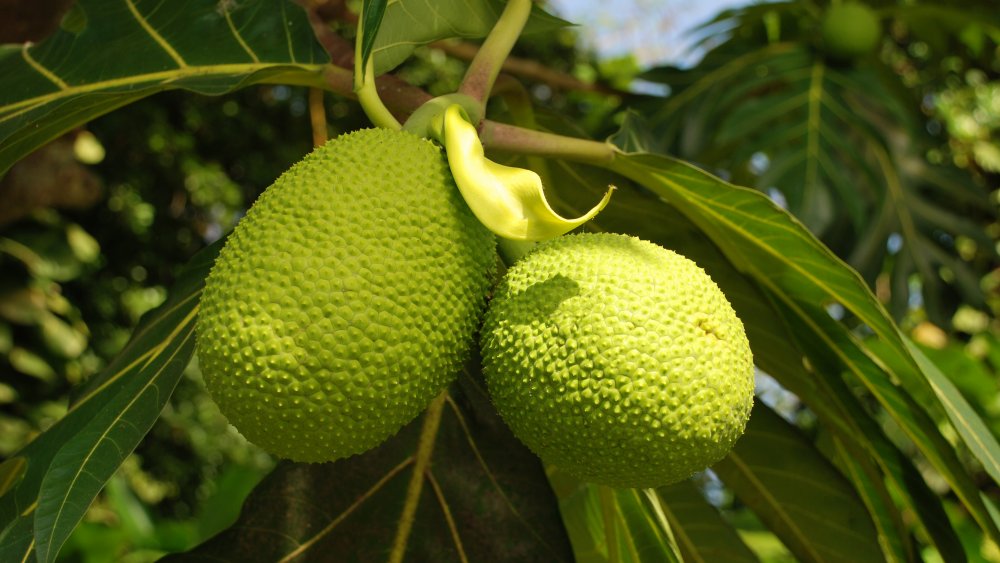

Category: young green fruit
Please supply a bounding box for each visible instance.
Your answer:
[820,2,881,61]
[480,233,753,488]
[196,128,496,462]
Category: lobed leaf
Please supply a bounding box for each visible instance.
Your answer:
[0,0,330,175]
[166,365,573,562]
[641,27,995,328]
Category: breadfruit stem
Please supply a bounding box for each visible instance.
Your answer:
[353,2,402,130]
[497,238,537,265]
[433,104,613,241]
[458,0,532,119]
[480,120,620,164]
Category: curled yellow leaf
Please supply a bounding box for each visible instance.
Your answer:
[435,105,613,241]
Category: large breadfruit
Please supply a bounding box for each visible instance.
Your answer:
[196,128,496,462]
[480,233,753,488]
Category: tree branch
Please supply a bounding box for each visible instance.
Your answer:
[432,40,629,97]
[308,6,432,121]
[306,6,614,164]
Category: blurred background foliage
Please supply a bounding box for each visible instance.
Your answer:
[0,0,998,560]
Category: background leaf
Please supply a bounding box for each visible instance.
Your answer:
[165,364,573,562]
[0,240,218,562]
[637,3,997,329]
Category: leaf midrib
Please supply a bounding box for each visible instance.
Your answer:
[0,62,325,121]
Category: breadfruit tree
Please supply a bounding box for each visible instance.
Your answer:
[0,0,998,561]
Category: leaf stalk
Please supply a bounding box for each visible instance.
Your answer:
[458,0,532,120]
[354,1,402,130]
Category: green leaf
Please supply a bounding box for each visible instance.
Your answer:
[359,0,389,72]
[606,110,664,156]
[165,365,573,562]
[761,291,962,561]
[713,403,883,563]
[0,0,329,174]
[904,339,1000,486]
[0,513,34,562]
[655,479,758,562]
[33,333,193,562]
[370,0,569,75]
[550,474,682,563]
[0,240,218,562]
[826,436,913,563]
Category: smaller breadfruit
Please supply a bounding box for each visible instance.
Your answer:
[820,2,882,61]
[196,128,496,463]
[480,233,754,488]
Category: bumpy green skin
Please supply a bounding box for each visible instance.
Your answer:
[481,233,753,488]
[196,129,496,463]
[820,2,881,61]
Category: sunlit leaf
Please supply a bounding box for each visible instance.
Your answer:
[550,473,682,563]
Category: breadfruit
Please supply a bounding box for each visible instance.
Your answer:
[480,233,753,488]
[195,128,496,463]
[820,2,881,61]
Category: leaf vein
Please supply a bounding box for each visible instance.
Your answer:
[20,45,68,89]
[38,316,196,560]
[726,451,823,561]
[224,8,260,63]
[426,470,469,563]
[277,456,415,562]
[123,0,188,68]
